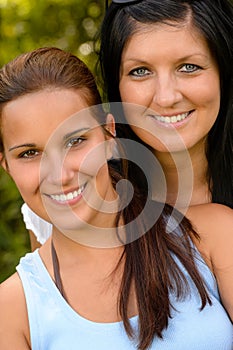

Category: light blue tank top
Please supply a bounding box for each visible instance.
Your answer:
[17,249,233,350]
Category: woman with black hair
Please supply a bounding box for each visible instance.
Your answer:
[99,0,233,211]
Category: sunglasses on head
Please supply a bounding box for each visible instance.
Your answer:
[105,0,141,10]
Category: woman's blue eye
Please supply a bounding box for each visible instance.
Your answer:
[180,64,201,73]
[129,67,151,77]
[66,137,84,147]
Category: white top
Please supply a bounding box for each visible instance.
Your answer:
[16,249,233,350]
[21,203,52,244]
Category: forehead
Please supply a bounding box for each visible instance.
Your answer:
[1,89,101,146]
[122,20,210,58]
[2,89,90,121]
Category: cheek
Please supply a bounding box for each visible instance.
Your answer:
[191,73,220,110]
[129,125,167,151]
[78,143,110,177]
[7,162,39,197]
[120,79,152,105]
[93,164,113,202]
[194,84,220,132]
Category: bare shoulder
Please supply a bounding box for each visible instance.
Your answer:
[186,203,233,321]
[186,203,233,267]
[0,272,24,309]
[186,203,233,238]
[0,272,30,349]
[187,202,233,219]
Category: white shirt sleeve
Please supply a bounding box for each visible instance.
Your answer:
[21,203,52,244]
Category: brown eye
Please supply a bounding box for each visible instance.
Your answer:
[66,137,85,148]
[19,149,39,158]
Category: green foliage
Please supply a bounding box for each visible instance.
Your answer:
[0,168,29,281]
[0,0,104,282]
[0,0,105,69]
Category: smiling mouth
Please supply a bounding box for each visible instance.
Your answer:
[149,111,193,124]
[49,185,86,203]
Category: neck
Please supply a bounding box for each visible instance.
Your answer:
[39,226,125,277]
[152,139,211,209]
[51,216,126,249]
[50,231,124,265]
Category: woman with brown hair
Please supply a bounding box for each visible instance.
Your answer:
[0,47,232,350]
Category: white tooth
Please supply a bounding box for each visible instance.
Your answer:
[61,194,66,201]
[153,112,189,124]
[171,116,177,123]
[51,185,85,202]
[77,186,83,195]
[67,193,73,200]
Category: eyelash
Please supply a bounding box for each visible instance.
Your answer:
[66,137,86,148]
[18,149,39,159]
[179,64,202,73]
[17,137,86,158]
[129,67,151,77]
[129,63,202,77]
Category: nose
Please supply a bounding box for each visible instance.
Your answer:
[40,151,75,187]
[152,74,182,108]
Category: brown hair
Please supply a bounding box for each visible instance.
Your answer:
[0,47,103,153]
[0,47,210,349]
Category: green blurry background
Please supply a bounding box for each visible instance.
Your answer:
[1,0,233,283]
[0,0,105,282]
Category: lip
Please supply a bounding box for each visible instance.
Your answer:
[46,183,87,206]
[147,110,194,128]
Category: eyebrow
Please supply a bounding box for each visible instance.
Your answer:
[9,143,36,152]
[176,53,209,62]
[8,127,92,152]
[123,53,209,63]
[63,127,91,141]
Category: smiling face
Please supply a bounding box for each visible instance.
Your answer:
[1,89,117,234]
[119,21,220,153]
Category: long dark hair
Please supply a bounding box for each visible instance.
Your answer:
[98,0,233,209]
[0,47,210,350]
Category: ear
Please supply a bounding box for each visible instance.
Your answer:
[0,153,9,173]
[105,114,116,160]
[105,113,116,138]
